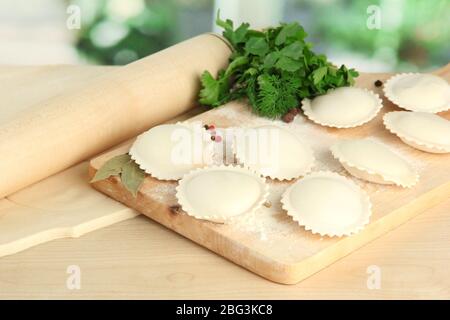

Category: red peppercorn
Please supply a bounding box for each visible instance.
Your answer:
[290,108,299,116]
[282,113,295,123]
[215,135,222,142]
[208,124,215,130]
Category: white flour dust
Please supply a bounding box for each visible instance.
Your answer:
[147,183,177,205]
[232,182,300,242]
[211,104,340,172]
[149,104,429,243]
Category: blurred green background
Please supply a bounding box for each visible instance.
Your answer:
[70,0,449,72]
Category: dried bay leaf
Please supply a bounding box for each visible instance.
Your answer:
[90,154,131,183]
[121,160,146,197]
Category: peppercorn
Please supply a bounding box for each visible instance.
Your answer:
[282,112,295,123]
[290,108,299,116]
[374,80,383,87]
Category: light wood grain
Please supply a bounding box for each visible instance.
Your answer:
[0,64,207,258]
[0,65,139,258]
[90,66,450,285]
[0,66,449,299]
[0,65,116,125]
[0,34,231,198]
[0,196,449,299]
[0,162,140,257]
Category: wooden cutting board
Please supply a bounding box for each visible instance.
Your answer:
[0,65,140,258]
[89,66,450,284]
[0,64,207,258]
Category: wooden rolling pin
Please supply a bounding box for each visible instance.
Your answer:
[0,34,231,198]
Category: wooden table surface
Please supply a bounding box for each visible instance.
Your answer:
[0,66,449,299]
[0,196,449,299]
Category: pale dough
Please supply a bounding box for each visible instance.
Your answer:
[383,111,450,153]
[281,171,372,237]
[302,87,382,128]
[234,125,314,180]
[384,73,450,113]
[331,138,418,187]
[130,123,213,180]
[176,165,268,223]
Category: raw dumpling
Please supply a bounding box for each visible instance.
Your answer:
[176,165,268,223]
[383,111,450,153]
[129,123,213,180]
[234,125,314,180]
[302,87,382,128]
[383,73,450,113]
[331,138,418,187]
[281,171,372,237]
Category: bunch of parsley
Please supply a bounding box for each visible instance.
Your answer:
[199,14,359,118]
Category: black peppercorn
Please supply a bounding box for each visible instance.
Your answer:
[374,80,383,87]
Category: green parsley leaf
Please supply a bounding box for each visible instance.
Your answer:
[232,23,250,46]
[215,10,233,31]
[245,37,269,57]
[198,13,359,118]
[312,66,328,84]
[215,10,236,46]
[275,23,307,46]
[280,41,304,59]
[225,56,248,77]
[263,51,280,69]
[199,70,229,107]
[275,56,302,72]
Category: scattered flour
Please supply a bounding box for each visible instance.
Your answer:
[231,181,300,242]
[210,104,340,172]
[153,103,430,244]
[146,183,177,205]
